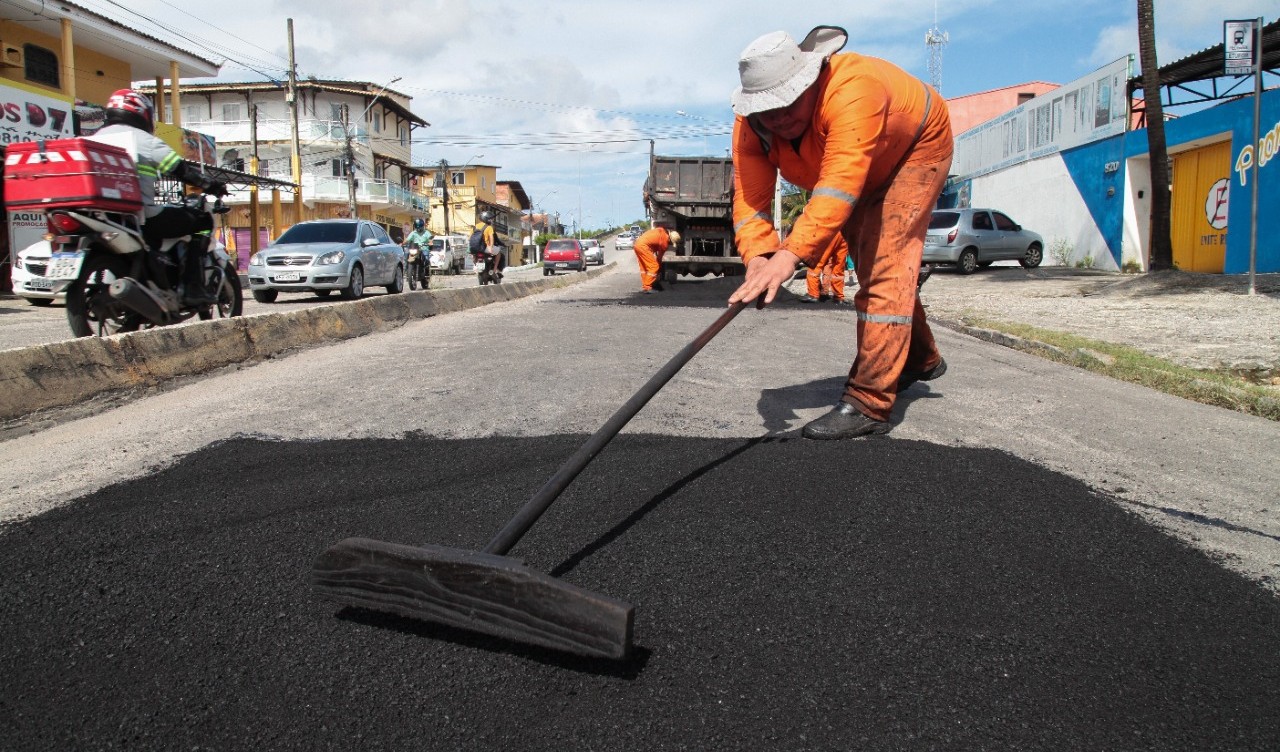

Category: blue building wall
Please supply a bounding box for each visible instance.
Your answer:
[1123,88,1280,274]
[1060,135,1131,267]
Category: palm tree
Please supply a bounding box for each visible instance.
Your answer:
[1138,0,1174,270]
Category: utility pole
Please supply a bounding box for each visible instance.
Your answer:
[438,159,451,238]
[343,103,357,218]
[250,104,261,256]
[287,19,303,225]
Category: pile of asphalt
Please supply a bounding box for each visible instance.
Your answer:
[2,434,1278,750]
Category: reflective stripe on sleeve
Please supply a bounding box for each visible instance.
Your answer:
[734,212,772,233]
[157,152,181,173]
[812,186,858,206]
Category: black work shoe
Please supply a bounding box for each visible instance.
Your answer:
[897,358,948,393]
[798,294,820,304]
[832,298,852,306]
[801,402,891,440]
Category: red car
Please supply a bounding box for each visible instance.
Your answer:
[543,238,586,275]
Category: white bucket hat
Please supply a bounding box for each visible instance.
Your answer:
[731,26,848,117]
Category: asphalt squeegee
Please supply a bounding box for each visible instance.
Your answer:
[312,302,749,660]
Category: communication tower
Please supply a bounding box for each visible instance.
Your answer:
[925,2,949,93]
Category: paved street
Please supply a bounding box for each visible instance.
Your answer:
[0,256,574,353]
[1,245,1278,748]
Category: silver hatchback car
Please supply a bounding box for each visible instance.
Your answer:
[581,238,604,265]
[923,208,1044,274]
[248,219,405,302]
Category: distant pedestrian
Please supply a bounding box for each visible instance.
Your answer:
[800,235,850,304]
[634,226,681,293]
[726,25,952,439]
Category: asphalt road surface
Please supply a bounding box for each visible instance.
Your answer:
[2,250,1278,750]
[0,258,558,352]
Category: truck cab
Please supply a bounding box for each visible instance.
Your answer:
[429,235,468,274]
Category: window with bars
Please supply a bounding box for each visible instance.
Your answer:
[23,44,58,88]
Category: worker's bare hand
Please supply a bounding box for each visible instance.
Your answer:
[728,249,801,308]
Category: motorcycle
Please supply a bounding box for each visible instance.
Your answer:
[45,192,243,337]
[474,248,504,286]
[404,241,430,290]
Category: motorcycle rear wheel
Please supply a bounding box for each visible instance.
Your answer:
[65,253,142,338]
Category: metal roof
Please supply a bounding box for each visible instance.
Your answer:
[0,0,219,79]
[1129,18,1279,108]
[152,80,430,128]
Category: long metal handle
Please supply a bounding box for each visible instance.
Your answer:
[484,302,748,555]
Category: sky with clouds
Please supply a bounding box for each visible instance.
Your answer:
[107,0,1273,231]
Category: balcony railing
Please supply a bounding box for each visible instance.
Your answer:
[224,174,427,213]
[189,117,407,150]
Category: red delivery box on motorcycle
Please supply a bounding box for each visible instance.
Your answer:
[3,138,143,213]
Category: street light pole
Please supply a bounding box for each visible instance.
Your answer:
[530,189,557,262]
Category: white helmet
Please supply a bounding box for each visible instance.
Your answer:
[667,230,682,245]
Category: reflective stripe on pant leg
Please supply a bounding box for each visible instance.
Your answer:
[634,246,659,290]
[842,157,950,421]
[806,265,823,298]
[830,243,847,300]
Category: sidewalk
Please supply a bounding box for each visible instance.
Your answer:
[914,266,1280,379]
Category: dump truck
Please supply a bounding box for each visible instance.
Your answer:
[644,150,744,284]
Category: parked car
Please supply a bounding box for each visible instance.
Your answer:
[923,208,1044,274]
[428,234,468,275]
[10,240,64,306]
[615,233,635,251]
[247,219,405,302]
[543,238,586,275]
[581,238,604,265]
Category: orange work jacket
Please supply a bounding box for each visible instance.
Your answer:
[634,227,673,257]
[731,53,952,268]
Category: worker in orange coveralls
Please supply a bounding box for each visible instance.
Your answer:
[633,226,681,293]
[800,235,850,304]
[727,25,952,439]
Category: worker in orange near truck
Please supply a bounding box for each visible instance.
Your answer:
[800,234,850,304]
[633,226,681,293]
[726,25,953,439]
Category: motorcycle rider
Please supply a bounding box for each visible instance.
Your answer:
[478,211,506,282]
[86,89,228,306]
[403,217,434,288]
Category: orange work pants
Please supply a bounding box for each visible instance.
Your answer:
[635,247,664,290]
[841,153,951,421]
[806,238,848,300]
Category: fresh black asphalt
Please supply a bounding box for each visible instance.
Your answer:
[2,434,1278,750]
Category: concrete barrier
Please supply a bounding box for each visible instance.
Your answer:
[0,267,607,423]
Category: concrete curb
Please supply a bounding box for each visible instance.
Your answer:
[0,266,607,423]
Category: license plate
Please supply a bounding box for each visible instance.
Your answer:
[274,271,300,282]
[555,262,569,268]
[27,277,53,290]
[46,251,85,281]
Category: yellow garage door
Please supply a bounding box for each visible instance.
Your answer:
[1170,140,1232,273]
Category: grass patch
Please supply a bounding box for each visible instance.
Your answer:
[955,315,1280,422]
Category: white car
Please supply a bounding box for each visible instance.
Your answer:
[615,233,635,251]
[11,240,67,306]
[581,238,604,265]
